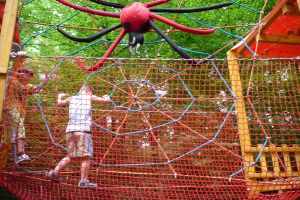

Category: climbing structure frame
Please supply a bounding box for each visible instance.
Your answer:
[0,0,299,199]
[227,0,300,198]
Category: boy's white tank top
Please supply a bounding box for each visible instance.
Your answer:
[66,94,92,132]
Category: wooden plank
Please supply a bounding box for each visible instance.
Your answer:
[256,184,299,192]
[294,144,300,171]
[0,0,18,121]
[227,52,252,156]
[282,144,293,174]
[257,144,268,179]
[246,145,300,153]
[238,53,300,58]
[251,176,300,192]
[232,0,291,55]
[248,171,300,178]
[256,34,300,44]
[270,145,281,176]
[227,51,259,199]
[282,1,300,14]
[248,144,300,178]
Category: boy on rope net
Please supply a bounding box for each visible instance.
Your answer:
[46,84,110,188]
[4,67,36,164]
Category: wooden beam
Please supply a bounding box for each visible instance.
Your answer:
[282,144,293,174]
[255,184,300,192]
[250,177,300,192]
[248,171,300,178]
[257,144,268,181]
[227,51,252,158]
[271,145,281,176]
[295,149,300,174]
[237,53,299,59]
[283,1,300,15]
[256,34,300,44]
[0,0,18,121]
[246,145,300,153]
[227,51,254,178]
[232,0,295,55]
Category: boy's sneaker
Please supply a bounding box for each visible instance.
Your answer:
[45,170,60,181]
[78,180,98,188]
[16,154,30,164]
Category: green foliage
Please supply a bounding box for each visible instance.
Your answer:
[19,0,277,59]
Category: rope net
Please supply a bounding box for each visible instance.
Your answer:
[0,57,299,199]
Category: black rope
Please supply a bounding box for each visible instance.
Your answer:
[148,20,191,60]
[57,23,122,43]
[89,0,124,9]
[150,2,233,13]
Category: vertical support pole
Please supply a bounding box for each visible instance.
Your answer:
[271,144,280,176]
[0,0,19,171]
[294,144,300,172]
[227,51,257,198]
[282,144,293,174]
[0,0,18,121]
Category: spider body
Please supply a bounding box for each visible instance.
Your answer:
[120,2,152,47]
[120,2,151,32]
[56,0,233,71]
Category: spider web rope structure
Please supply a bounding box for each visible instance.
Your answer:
[1,57,299,200]
[0,0,300,199]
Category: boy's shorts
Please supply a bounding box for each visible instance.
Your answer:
[66,131,93,158]
[8,109,25,142]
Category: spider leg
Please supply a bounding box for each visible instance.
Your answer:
[89,0,124,9]
[150,13,215,34]
[150,2,233,13]
[148,20,191,60]
[145,0,171,8]
[76,30,127,72]
[56,0,120,18]
[57,23,122,43]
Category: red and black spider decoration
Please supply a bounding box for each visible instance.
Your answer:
[56,0,233,71]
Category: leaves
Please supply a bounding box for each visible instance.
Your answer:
[19,0,277,59]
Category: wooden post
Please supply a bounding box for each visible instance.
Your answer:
[0,0,18,121]
[227,51,252,160]
[227,51,257,198]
